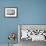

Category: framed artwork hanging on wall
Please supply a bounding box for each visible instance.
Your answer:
[5,7,17,17]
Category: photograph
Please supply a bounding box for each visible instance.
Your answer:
[18,25,46,41]
[5,7,17,17]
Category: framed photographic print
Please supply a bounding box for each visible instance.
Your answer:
[18,24,46,42]
[5,7,17,17]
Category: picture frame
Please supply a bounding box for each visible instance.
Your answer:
[18,24,46,42]
[5,7,17,17]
